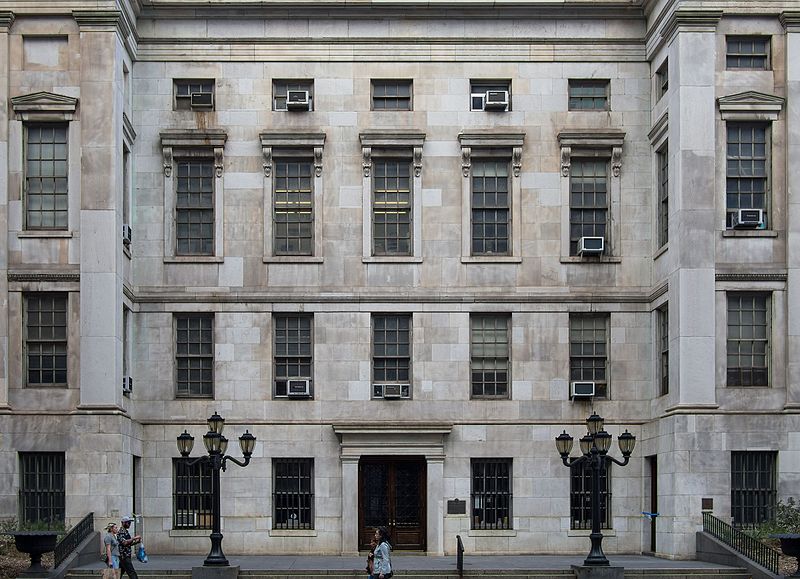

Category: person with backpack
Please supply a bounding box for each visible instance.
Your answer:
[116,515,142,579]
[372,526,393,579]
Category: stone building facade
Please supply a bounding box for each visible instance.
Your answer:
[0,0,798,560]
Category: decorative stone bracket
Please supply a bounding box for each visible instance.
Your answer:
[259,131,327,178]
[457,131,525,177]
[557,129,625,178]
[359,130,426,178]
[160,129,228,177]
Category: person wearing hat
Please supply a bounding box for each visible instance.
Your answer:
[116,516,142,579]
[103,523,120,577]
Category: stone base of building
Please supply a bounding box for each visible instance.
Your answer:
[572,564,624,579]
[192,565,240,579]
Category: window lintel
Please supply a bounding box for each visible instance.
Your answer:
[260,131,326,149]
[559,129,625,177]
[458,131,524,149]
[359,130,425,149]
[11,91,78,121]
[718,91,784,121]
[160,129,227,178]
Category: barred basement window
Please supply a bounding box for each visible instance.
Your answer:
[176,159,215,255]
[173,458,212,529]
[658,304,669,397]
[25,293,68,386]
[372,314,411,389]
[175,313,214,397]
[373,159,412,256]
[727,293,769,387]
[273,458,314,529]
[25,124,68,230]
[274,314,313,397]
[569,159,608,256]
[569,314,608,398]
[568,80,610,111]
[726,123,768,229]
[471,159,510,255]
[471,458,512,530]
[726,37,770,70]
[274,159,314,255]
[371,80,412,111]
[571,461,611,530]
[470,314,510,399]
[731,451,776,528]
[19,452,65,526]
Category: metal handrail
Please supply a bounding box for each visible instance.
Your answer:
[456,534,464,577]
[702,511,780,574]
[54,512,93,569]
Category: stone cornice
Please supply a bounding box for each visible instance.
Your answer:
[648,112,668,145]
[73,10,131,36]
[8,272,80,283]
[646,8,722,59]
[0,11,15,30]
[780,11,800,31]
[715,273,787,282]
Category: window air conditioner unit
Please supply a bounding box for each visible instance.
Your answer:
[122,376,133,395]
[286,90,311,111]
[571,381,596,398]
[190,92,213,108]
[287,379,311,397]
[374,383,410,399]
[483,90,509,111]
[732,208,764,229]
[122,224,132,246]
[175,511,197,527]
[578,236,605,255]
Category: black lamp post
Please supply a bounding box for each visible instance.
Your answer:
[177,412,257,567]
[555,413,636,567]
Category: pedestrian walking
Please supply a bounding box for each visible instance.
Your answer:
[103,523,120,579]
[116,515,142,579]
[365,536,377,578]
[372,526,393,579]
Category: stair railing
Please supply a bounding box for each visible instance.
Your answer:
[54,512,94,569]
[456,534,464,577]
[702,511,780,574]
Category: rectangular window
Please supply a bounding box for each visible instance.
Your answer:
[371,80,412,111]
[272,79,314,111]
[569,314,608,398]
[658,305,669,396]
[471,158,510,255]
[272,458,314,529]
[174,79,215,110]
[373,159,412,256]
[470,80,511,111]
[176,159,215,255]
[25,293,68,386]
[471,458,512,530]
[568,80,610,111]
[727,294,769,387]
[726,123,768,229]
[731,451,776,528]
[470,315,510,399]
[726,37,770,70]
[274,159,314,255]
[175,313,214,397]
[569,159,608,256]
[570,461,611,530]
[19,452,65,526]
[26,124,68,230]
[656,60,668,101]
[274,314,313,397]
[372,314,411,392]
[173,458,212,529]
[657,145,669,248]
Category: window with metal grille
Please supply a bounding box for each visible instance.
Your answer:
[371,80,412,111]
[25,293,68,386]
[568,80,610,111]
[570,460,611,530]
[726,37,770,70]
[372,314,411,387]
[274,159,314,255]
[470,315,510,398]
[657,145,669,248]
[26,124,68,230]
[731,451,776,528]
[273,458,314,529]
[372,159,412,255]
[471,458,512,530]
[727,293,769,387]
[471,159,510,255]
[656,60,668,101]
[19,452,65,526]
[274,314,313,397]
[726,123,768,229]
[569,159,608,256]
[272,79,314,111]
[569,314,608,398]
[174,79,214,110]
[176,159,214,255]
[658,304,669,396]
[172,458,212,529]
[175,313,214,397]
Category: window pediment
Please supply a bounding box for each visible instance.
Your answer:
[160,129,227,178]
[718,91,785,121]
[360,130,425,178]
[11,91,78,121]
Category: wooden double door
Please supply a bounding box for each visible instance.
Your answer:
[358,456,426,551]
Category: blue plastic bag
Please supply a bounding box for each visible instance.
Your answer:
[137,544,148,563]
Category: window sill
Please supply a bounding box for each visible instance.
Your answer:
[26,384,68,388]
[263,256,324,264]
[363,256,424,264]
[164,256,224,263]
[568,529,615,537]
[123,245,132,260]
[468,529,516,537]
[269,529,317,537]
[169,530,210,537]
[560,256,622,264]
[461,256,522,264]
[725,384,771,389]
[722,230,778,238]
[18,231,73,239]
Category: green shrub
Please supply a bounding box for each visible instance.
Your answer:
[749,498,800,540]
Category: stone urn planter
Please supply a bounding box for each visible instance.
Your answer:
[772,534,800,577]
[10,531,60,577]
